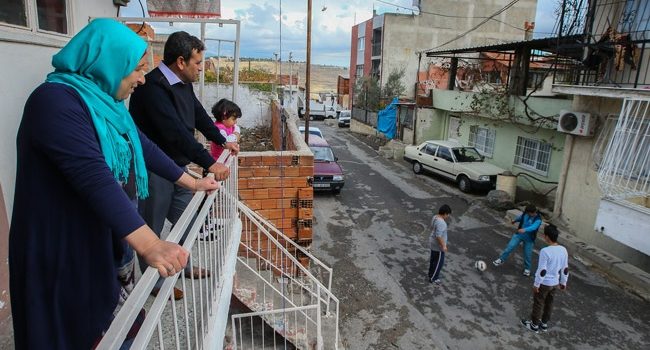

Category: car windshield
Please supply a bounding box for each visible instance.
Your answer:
[310,146,335,162]
[339,111,350,118]
[452,147,483,162]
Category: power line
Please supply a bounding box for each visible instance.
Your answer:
[424,0,523,52]
[375,0,555,35]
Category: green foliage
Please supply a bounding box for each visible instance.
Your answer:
[354,76,381,111]
[382,68,406,99]
[246,82,273,92]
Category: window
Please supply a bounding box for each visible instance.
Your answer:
[468,125,496,157]
[1,0,27,26]
[355,64,364,78]
[423,143,438,156]
[357,36,365,51]
[514,136,552,175]
[36,0,67,34]
[437,147,454,162]
[526,72,546,89]
[1,0,68,34]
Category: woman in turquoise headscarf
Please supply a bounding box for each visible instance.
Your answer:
[9,19,218,349]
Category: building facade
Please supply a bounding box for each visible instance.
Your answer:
[348,0,538,108]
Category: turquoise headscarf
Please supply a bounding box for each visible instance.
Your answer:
[46,19,149,199]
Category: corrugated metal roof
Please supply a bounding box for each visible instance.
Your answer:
[424,34,585,57]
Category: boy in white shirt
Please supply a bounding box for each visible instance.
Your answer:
[521,224,569,333]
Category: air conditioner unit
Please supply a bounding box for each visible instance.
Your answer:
[557,110,595,136]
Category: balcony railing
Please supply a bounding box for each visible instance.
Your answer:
[554,0,650,88]
[97,151,340,349]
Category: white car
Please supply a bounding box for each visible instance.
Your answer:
[298,126,324,138]
[403,140,505,192]
[338,110,351,127]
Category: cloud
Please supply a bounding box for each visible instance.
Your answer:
[121,0,557,67]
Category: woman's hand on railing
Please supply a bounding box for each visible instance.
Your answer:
[142,240,189,278]
[125,225,189,278]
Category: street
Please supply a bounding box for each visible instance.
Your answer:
[309,121,650,350]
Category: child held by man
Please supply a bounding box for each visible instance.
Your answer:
[210,98,242,161]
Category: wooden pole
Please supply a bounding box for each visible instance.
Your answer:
[304,0,312,144]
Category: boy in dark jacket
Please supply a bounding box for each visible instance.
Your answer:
[493,205,543,276]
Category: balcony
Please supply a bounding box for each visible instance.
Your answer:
[551,0,650,96]
[96,106,341,350]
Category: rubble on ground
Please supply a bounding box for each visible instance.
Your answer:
[239,126,274,152]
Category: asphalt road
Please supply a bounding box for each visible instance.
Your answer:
[308,121,650,350]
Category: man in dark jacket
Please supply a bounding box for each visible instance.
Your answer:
[130,31,239,297]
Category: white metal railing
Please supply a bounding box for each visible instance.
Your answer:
[98,152,340,349]
[97,152,239,349]
[598,98,650,207]
[231,305,322,350]
[232,204,340,350]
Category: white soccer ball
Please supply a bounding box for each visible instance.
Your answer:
[475,260,487,272]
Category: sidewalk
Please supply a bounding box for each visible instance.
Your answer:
[505,209,650,302]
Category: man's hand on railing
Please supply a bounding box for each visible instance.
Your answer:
[208,162,230,181]
[225,141,240,155]
[125,225,189,278]
[195,176,220,194]
[176,172,220,192]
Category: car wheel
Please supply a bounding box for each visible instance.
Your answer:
[309,115,314,121]
[458,175,471,193]
[332,188,341,194]
[412,161,423,174]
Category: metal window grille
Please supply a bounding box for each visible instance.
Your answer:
[514,136,552,175]
[598,98,650,201]
[468,125,496,157]
[592,116,619,170]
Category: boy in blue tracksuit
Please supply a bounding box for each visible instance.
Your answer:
[493,205,543,276]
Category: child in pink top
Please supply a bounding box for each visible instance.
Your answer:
[210,98,242,160]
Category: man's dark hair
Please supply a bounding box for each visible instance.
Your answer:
[438,204,452,215]
[544,224,559,242]
[163,31,205,65]
[525,205,537,214]
[212,98,242,121]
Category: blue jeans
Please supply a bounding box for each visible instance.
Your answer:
[499,233,534,270]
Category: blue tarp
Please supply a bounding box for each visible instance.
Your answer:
[377,97,398,139]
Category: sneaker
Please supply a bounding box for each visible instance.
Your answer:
[539,323,548,332]
[492,258,503,267]
[523,269,531,277]
[521,319,539,333]
[433,279,442,285]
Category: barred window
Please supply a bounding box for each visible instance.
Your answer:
[468,125,495,157]
[514,136,552,175]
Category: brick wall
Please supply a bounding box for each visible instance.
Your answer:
[238,102,314,272]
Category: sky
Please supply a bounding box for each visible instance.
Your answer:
[122,0,557,67]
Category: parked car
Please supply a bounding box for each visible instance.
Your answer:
[298,126,323,138]
[308,136,344,194]
[338,110,351,127]
[403,140,505,192]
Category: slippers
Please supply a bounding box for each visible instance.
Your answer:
[184,266,211,279]
[151,287,184,300]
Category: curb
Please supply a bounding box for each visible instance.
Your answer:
[505,209,650,301]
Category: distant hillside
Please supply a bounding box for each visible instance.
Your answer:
[209,59,348,95]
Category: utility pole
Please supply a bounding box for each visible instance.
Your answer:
[304,0,312,144]
[273,52,279,100]
[289,51,293,106]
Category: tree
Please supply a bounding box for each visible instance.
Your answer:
[382,67,406,99]
[353,76,381,111]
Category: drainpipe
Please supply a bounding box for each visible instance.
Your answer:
[553,134,575,219]
[413,52,422,145]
